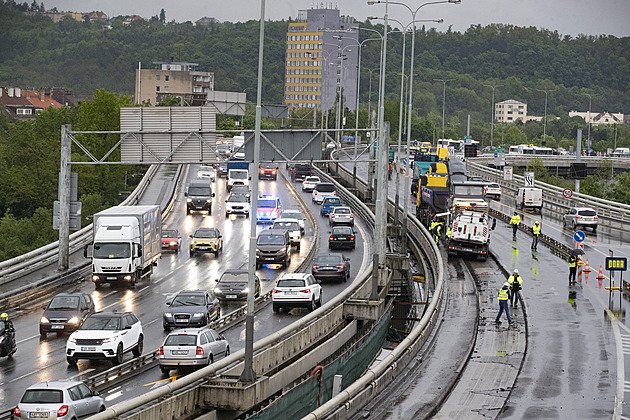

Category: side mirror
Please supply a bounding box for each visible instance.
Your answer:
[218,235,223,238]
[212,193,216,197]
[42,306,47,310]
[345,257,350,261]
[219,335,225,341]
[92,391,100,397]
[166,299,172,305]
[83,244,88,259]
[249,176,252,180]
[492,218,497,231]
[189,235,193,238]
[124,325,132,330]
[136,245,143,258]
[184,192,188,197]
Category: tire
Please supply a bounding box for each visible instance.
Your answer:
[132,334,143,357]
[344,273,348,283]
[160,366,171,374]
[309,298,317,312]
[318,294,323,307]
[94,282,102,290]
[256,262,262,269]
[66,356,77,366]
[99,406,106,412]
[352,243,356,250]
[40,329,47,339]
[272,303,279,313]
[593,226,597,233]
[226,212,229,217]
[208,206,212,216]
[112,343,124,365]
[190,250,194,257]
[207,354,214,366]
[163,323,170,332]
[225,346,230,357]
[562,219,567,228]
[572,221,576,230]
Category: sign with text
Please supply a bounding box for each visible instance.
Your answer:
[606,257,627,272]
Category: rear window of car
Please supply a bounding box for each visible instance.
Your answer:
[277,279,305,288]
[334,208,351,214]
[316,184,335,193]
[333,227,353,235]
[578,210,597,216]
[165,334,197,346]
[21,389,63,404]
[323,197,341,204]
[488,184,500,188]
[258,199,278,208]
[273,222,298,230]
[314,255,343,264]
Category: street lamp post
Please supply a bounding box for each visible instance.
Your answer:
[484,84,503,148]
[582,93,599,150]
[434,78,455,140]
[537,89,555,147]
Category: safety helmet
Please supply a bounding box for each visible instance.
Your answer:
[0,313,7,321]
[514,211,518,214]
[535,221,539,224]
[503,282,510,288]
[513,268,519,274]
[433,216,437,220]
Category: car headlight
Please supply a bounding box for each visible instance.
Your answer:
[242,288,249,294]
[40,316,49,324]
[92,275,100,281]
[102,336,117,343]
[124,275,132,281]
[190,241,197,246]
[186,198,192,202]
[164,312,172,318]
[192,313,204,318]
[69,336,76,343]
[206,199,212,203]
[214,288,222,294]
[68,316,79,324]
[169,241,177,246]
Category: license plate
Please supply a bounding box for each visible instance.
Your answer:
[172,350,188,355]
[322,267,336,270]
[175,319,187,323]
[285,291,297,295]
[197,246,209,250]
[338,237,347,240]
[81,347,96,351]
[265,258,275,261]
[226,295,237,299]
[28,413,49,418]
[51,325,64,330]
[106,276,117,280]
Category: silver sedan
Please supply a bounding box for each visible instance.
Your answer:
[159,328,230,374]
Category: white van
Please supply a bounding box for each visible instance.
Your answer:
[227,169,249,191]
[516,188,543,213]
[232,136,245,159]
[612,147,630,157]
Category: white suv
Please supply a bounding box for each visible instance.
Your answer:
[66,312,143,365]
[272,273,322,313]
[272,218,302,249]
[225,192,250,217]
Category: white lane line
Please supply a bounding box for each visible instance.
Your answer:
[144,318,159,326]
[611,313,625,418]
[17,334,39,344]
[137,286,149,293]
[104,390,123,402]
[107,386,121,393]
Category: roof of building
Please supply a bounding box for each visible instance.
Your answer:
[497,99,526,105]
[25,90,64,109]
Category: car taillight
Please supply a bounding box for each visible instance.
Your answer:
[350,235,355,240]
[329,235,334,241]
[314,191,318,195]
[576,215,582,219]
[312,265,320,269]
[333,191,337,195]
[331,214,335,218]
[196,346,204,355]
[158,346,164,355]
[336,265,345,269]
[14,406,20,418]
[594,215,598,219]
[300,289,310,294]
[273,289,281,293]
[57,405,69,417]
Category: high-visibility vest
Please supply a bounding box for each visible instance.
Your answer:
[430,221,438,231]
[510,214,521,225]
[446,227,452,238]
[532,224,541,235]
[498,288,509,300]
[569,257,577,268]
[508,275,523,287]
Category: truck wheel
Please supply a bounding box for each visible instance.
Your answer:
[208,206,212,216]
[190,250,194,257]
[94,282,102,290]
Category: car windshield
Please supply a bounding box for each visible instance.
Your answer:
[194,229,218,238]
[162,230,177,238]
[188,186,211,196]
[333,227,353,235]
[164,334,197,346]
[93,242,130,259]
[231,171,248,179]
[274,222,298,230]
[48,296,79,310]
[277,279,305,288]
[80,316,121,331]
[228,194,248,203]
[21,389,63,404]
[578,210,597,216]
[334,208,350,214]
[305,177,319,183]
[171,295,205,306]
[257,234,285,245]
[261,163,276,169]
[220,272,249,283]
[258,199,277,208]
[316,184,335,193]
[314,256,343,264]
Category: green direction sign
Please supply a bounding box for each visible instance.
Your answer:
[495,147,505,153]
[464,135,472,140]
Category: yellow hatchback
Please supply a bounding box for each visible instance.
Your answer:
[189,227,223,257]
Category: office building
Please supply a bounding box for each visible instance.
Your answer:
[135,62,214,106]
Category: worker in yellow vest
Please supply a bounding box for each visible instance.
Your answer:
[510,211,521,239]
[508,269,523,308]
[495,282,512,324]
[531,221,541,250]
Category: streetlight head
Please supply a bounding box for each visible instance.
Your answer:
[367,0,379,5]
[448,0,461,3]
[435,19,444,23]
[367,16,379,20]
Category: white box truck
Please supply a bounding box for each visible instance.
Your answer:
[85,205,161,289]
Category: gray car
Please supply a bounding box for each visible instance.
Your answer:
[563,207,598,232]
[40,292,94,337]
[163,290,220,331]
[16,380,105,419]
[159,327,229,374]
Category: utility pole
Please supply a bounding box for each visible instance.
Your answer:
[537,89,555,147]
[484,84,503,148]
[434,78,455,140]
[582,93,599,150]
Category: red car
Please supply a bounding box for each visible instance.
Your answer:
[161,228,182,252]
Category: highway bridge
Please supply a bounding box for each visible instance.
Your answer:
[1,147,629,419]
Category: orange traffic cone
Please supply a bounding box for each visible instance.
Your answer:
[584,258,591,273]
[597,265,604,281]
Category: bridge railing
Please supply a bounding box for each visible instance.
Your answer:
[467,159,630,232]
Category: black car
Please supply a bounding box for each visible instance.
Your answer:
[312,253,351,283]
[217,162,229,178]
[40,293,95,337]
[329,226,355,250]
[290,162,312,182]
[162,290,220,331]
[214,270,261,301]
[256,229,292,268]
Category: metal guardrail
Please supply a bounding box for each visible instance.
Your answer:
[0,165,160,285]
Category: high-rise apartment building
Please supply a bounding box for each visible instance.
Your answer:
[495,99,528,123]
[135,62,214,106]
[284,6,358,111]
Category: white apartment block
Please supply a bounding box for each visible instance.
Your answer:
[495,99,527,123]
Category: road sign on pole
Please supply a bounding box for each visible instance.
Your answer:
[562,188,573,198]
[524,172,535,187]
[504,166,513,181]
[574,231,585,243]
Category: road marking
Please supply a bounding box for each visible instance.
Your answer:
[144,318,159,326]
[17,334,39,344]
[104,390,122,402]
[610,311,625,418]
[145,375,179,387]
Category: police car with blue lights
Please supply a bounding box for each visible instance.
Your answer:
[256,195,281,223]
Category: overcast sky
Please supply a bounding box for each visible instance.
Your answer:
[45,0,630,37]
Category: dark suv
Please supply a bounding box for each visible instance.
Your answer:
[40,293,95,337]
[162,290,220,331]
[256,229,291,268]
[259,162,278,180]
[291,163,312,182]
[185,178,215,215]
[214,270,261,301]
